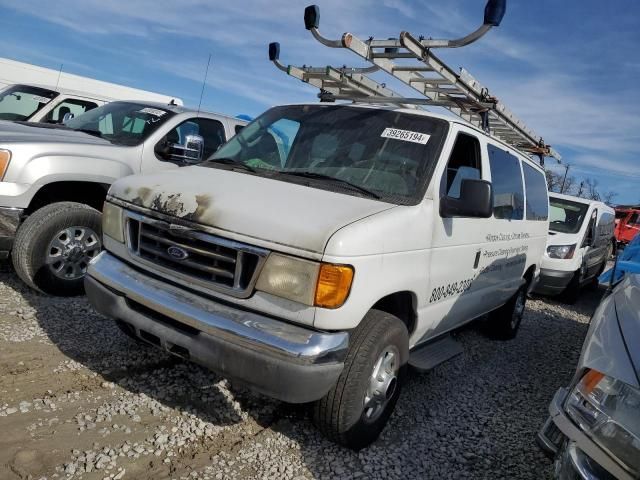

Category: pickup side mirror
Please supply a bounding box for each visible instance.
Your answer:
[440,179,493,218]
[156,134,205,164]
[62,112,75,124]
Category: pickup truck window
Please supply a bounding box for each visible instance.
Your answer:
[64,101,175,146]
[549,198,589,234]
[42,99,99,124]
[0,84,59,121]
[208,105,448,205]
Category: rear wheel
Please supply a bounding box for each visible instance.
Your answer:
[311,309,409,450]
[485,284,527,340]
[12,202,102,296]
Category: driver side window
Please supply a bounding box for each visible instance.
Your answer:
[441,133,481,199]
[163,118,226,160]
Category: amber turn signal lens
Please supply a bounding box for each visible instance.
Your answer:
[314,264,354,309]
[0,149,11,180]
[582,369,605,394]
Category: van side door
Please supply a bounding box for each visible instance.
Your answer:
[423,128,488,339]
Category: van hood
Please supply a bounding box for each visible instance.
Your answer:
[109,166,396,255]
[0,120,111,146]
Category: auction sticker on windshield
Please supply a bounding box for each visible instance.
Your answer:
[32,95,52,104]
[139,108,167,117]
[381,128,430,144]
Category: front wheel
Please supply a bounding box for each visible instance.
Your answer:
[311,310,409,450]
[485,284,527,340]
[12,202,102,296]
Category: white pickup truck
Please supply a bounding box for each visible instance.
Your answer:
[0,100,246,294]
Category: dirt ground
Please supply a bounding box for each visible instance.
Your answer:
[0,263,603,480]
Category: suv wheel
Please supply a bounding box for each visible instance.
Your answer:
[311,309,408,450]
[485,284,527,340]
[12,202,102,296]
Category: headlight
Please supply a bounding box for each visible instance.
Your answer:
[547,244,576,259]
[566,369,640,476]
[256,253,354,308]
[0,149,11,181]
[102,202,124,243]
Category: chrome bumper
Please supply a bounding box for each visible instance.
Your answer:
[85,252,349,403]
[537,388,633,480]
[0,206,22,258]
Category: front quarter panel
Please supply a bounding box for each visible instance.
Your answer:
[315,203,431,334]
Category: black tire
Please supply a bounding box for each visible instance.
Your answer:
[311,309,409,450]
[12,202,102,296]
[485,284,527,340]
[560,271,581,304]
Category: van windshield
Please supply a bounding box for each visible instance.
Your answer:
[207,105,448,204]
[549,197,590,234]
[0,84,59,121]
[65,101,175,146]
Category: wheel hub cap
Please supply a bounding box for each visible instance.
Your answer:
[46,226,101,280]
[363,345,400,423]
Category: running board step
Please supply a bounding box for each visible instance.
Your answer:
[409,335,463,372]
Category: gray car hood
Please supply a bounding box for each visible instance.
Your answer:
[0,120,111,146]
[109,166,396,255]
[579,275,640,388]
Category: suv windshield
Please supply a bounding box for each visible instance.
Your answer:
[0,84,59,121]
[549,197,590,234]
[65,101,175,146]
[207,105,448,204]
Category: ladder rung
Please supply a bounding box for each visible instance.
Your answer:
[409,78,452,85]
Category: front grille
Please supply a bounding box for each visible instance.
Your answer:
[125,212,265,297]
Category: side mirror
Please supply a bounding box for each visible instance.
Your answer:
[440,179,493,218]
[163,134,205,164]
[62,112,74,124]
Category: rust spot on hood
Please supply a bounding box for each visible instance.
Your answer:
[130,187,153,207]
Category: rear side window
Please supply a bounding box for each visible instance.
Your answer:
[522,163,548,221]
[488,145,524,220]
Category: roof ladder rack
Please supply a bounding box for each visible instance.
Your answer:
[269,1,561,163]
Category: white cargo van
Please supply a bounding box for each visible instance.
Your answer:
[0,83,182,124]
[85,1,560,448]
[533,192,615,302]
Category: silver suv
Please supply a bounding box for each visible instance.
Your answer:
[0,100,246,295]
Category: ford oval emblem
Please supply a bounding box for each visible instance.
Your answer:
[167,245,189,261]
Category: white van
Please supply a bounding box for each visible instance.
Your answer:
[85,103,551,449]
[0,83,182,125]
[533,192,615,302]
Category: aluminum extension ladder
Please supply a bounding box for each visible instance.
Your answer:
[269,1,561,163]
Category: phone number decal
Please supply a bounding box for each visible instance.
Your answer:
[429,277,474,303]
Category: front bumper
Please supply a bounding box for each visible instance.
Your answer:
[0,206,22,258]
[533,268,574,296]
[537,388,634,480]
[85,252,349,403]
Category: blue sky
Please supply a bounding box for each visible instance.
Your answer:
[0,0,639,204]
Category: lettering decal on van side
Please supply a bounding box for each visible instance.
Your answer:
[428,244,529,303]
[485,232,530,242]
[380,128,430,144]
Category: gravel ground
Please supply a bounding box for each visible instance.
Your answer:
[0,262,602,480]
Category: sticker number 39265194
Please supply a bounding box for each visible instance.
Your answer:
[381,128,430,144]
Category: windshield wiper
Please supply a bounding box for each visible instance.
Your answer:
[205,157,258,173]
[276,171,381,199]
